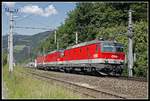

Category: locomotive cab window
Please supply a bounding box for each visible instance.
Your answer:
[101,42,124,52]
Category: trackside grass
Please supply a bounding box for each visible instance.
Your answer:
[3,65,82,99]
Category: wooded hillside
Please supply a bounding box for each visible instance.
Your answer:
[37,2,148,77]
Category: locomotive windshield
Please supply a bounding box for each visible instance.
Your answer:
[101,42,124,52]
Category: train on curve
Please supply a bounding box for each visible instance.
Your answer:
[34,39,125,76]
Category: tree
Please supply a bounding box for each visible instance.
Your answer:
[133,21,148,77]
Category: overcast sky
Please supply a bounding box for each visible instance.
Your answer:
[2,2,76,36]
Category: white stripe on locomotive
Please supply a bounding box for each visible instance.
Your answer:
[37,58,124,65]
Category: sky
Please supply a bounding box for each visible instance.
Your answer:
[2,2,76,36]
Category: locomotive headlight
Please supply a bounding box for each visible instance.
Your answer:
[93,54,98,58]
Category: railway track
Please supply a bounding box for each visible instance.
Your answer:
[28,67,147,82]
[21,70,128,99]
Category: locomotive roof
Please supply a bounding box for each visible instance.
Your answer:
[47,49,65,54]
[66,40,116,50]
[37,40,123,57]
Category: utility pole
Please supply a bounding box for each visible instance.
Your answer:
[5,8,18,73]
[7,33,9,63]
[54,30,59,50]
[128,9,134,77]
[75,32,78,44]
[57,41,59,50]
[54,30,57,44]
[9,10,14,72]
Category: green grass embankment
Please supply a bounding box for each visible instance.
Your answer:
[3,65,82,99]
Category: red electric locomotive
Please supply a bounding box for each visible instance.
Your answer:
[35,39,125,75]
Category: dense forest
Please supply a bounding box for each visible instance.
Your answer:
[3,2,148,77]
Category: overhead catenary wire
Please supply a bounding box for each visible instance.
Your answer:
[15,14,33,22]
[13,9,54,31]
[15,13,52,30]
[14,26,53,30]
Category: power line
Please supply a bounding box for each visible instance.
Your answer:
[15,14,33,22]
[14,26,53,30]
[15,14,52,29]
[11,9,53,31]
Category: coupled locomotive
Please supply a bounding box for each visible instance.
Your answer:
[35,39,125,75]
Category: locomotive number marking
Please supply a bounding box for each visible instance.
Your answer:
[111,55,118,58]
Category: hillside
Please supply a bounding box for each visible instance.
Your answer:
[2,34,30,49]
[2,30,54,63]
